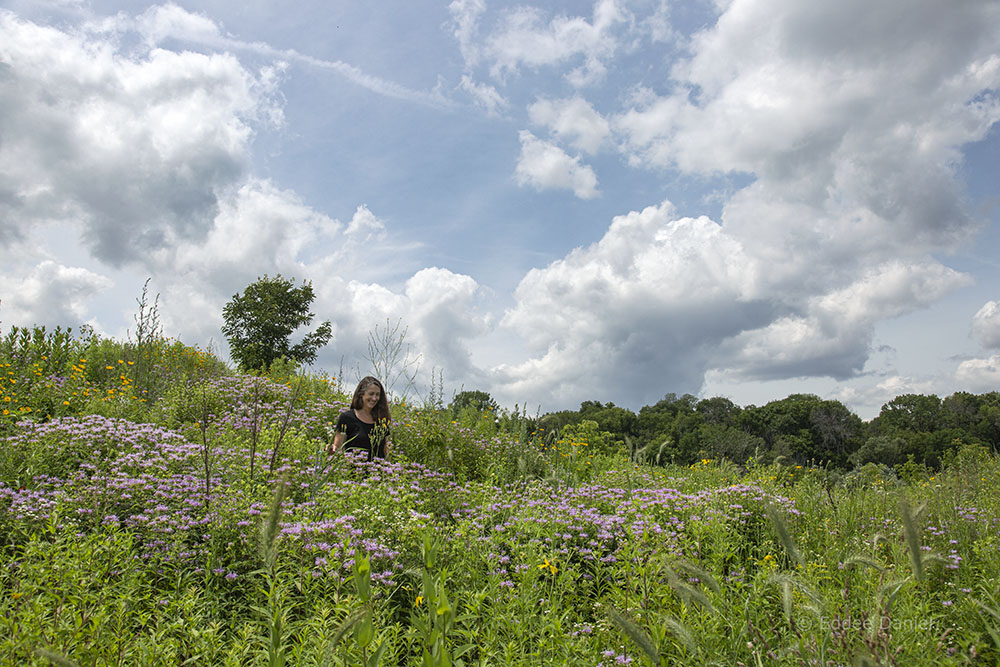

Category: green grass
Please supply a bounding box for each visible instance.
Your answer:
[1,330,998,665]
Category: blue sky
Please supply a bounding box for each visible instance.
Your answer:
[1,0,998,418]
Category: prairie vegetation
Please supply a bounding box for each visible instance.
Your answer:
[1,325,998,665]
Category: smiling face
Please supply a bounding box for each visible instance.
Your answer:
[352,376,388,419]
[361,385,381,411]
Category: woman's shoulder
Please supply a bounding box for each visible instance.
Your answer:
[336,409,358,423]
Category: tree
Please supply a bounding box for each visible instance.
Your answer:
[809,399,864,467]
[450,390,499,415]
[221,275,332,372]
[696,396,741,426]
[579,401,638,445]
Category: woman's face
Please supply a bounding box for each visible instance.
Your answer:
[362,385,381,410]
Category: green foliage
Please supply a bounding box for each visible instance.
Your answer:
[0,325,89,426]
[6,314,1000,665]
[221,275,332,372]
[449,389,498,415]
[559,419,615,456]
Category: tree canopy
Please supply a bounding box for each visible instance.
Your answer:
[221,275,332,372]
[535,390,1000,472]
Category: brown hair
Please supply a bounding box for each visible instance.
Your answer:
[351,376,391,422]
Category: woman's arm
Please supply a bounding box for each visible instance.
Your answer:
[329,431,345,454]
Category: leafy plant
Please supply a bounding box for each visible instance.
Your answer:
[222,275,332,372]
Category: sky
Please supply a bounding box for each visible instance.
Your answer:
[1,0,999,419]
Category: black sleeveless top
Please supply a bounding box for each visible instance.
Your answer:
[335,410,388,460]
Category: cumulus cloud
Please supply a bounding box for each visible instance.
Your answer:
[719,261,972,380]
[0,261,112,329]
[135,2,221,45]
[344,205,386,244]
[140,190,489,393]
[497,194,974,407]
[486,0,996,405]
[528,96,610,154]
[3,0,998,415]
[146,180,341,292]
[405,268,490,379]
[514,131,599,199]
[496,201,771,406]
[972,301,1000,350]
[321,268,490,396]
[955,356,1000,393]
[0,9,277,265]
[613,0,1000,275]
[852,375,942,408]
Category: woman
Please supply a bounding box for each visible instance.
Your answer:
[329,376,391,460]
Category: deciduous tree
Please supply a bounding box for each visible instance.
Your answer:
[221,275,332,372]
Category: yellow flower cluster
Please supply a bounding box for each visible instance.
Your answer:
[538,558,558,575]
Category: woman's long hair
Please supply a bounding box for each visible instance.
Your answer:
[351,376,391,422]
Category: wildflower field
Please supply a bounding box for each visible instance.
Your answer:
[1,327,999,665]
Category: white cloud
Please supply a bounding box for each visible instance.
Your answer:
[641,0,678,44]
[448,0,486,68]
[0,10,275,265]
[528,96,610,154]
[322,268,490,396]
[613,0,1000,274]
[972,301,1000,350]
[496,201,767,406]
[3,1,998,416]
[955,355,1000,393]
[344,205,386,243]
[483,0,628,86]
[0,10,487,396]
[459,75,509,116]
[469,0,996,407]
[135,2,221,45]
[135,4,455,109]
[494,190,977,407]
[150,179,340,289]
[0,261,112,329]
[514,131,599,199]
[718,261,972,380]
[405,268,489,379]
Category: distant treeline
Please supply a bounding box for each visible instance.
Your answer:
[452,390,1000,471]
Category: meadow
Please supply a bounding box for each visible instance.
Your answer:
[1,326,999,665]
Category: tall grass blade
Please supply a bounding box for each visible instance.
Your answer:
[879,580,908,613]
[899,498,924,582]
[780,578,793,622]
[663,617,697,655]
[322,604,373,661]
[664,565,715,614]
[259,474,288,568]
[971,599,1000,650]
[767,573,824,624]
[604,605,661,666]
[766,505,802,567]
[675,561,721,596]
[843,555,885,572]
